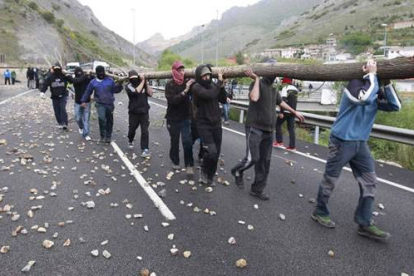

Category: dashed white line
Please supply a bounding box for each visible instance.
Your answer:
[0,89,38,105]
[111,141,176,221]
[149,99,414,194]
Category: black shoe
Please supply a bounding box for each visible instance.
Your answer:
[98,137,105,144]
[231,168,244,189]
[250,191,270,200]
[105,137,112,144]
[62,125,68,130]
[207,178,216,187]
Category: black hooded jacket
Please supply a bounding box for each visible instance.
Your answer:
[72,67,92,104]
[125,78,150,114]
[41,70,73,99]
[191,65,227,128]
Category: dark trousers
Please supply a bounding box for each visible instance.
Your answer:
[191,119,204,160]
[232,126,273,193]
[128,112,149,150]
[167,119,194,167]
[11,78,15,85]
[52,96,68,126]
[198,125,222,180]
[96,103,114,139]
[275,114,296,148]
[4,78,10,85]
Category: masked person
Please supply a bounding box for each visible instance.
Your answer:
[231,69,304,200]
[191,64,227,186]
[81,66,123,143]
[311,60,401,241]
[125,70,153,157]
[274,78,299,150]
[40,62,73,130]
[165,61,195,174]
[72,67,93,140]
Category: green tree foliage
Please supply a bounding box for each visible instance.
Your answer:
[157,50,195,71]
[340,32,371,55]
[28,1,38,10]
[235,51,245,65]
[40,11,55,24]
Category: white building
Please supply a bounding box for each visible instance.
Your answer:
[335,53,352,61]
[387,46,414,59]
[392,21,414,30]
[281,47,301,59]
[395,79,414,93]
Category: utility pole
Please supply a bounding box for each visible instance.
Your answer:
[382,23,388,58]
[132,8,136,66]
[215,10,219,67]
[201,24,205,64]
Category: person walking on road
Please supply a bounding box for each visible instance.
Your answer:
[125,70,153,157]
[3,69,11,85]
[231,69,304,200]
[311,60,401,241]
[165,61,195,174]
[72,67,93,141]
[81,65,123,143]
[274,77,299,150]
[40,62,73,130]
[222,84,234,125]
[11,70,16,85]
[191,64,227,186]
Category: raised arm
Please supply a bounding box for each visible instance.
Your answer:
[245,69,260,102]
[377,81,401,112]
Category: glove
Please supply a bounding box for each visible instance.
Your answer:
[40,92,46,99]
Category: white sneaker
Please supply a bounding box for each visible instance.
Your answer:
[186,167,194,175]
[79,129,83,134]
[141,149,150,158]
[128,141,134,149]
[85,136,91,141]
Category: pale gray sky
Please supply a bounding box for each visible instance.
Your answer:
[78,0,260,43]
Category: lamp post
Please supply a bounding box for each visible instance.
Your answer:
[131,8,136,66]
[215,10,219,67]
[201,24,205,64]
[381,23,388,57]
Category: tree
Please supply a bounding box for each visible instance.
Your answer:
[235,51,245,65]
[340,32,372,55]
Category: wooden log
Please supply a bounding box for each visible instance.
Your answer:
[138,57,414,81]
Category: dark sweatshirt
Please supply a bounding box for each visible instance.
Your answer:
[41,73,73,99]
[280,84,298,115]
[125,82,150,114]
[246,78,282,132]
[192,80,227,128]
[73,75,92,104]
[165,80,191,121]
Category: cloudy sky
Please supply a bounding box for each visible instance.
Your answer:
[78,0,260,43]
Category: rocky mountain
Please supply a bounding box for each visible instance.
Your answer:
[0,0,156,67]
[167,0,322,62]
[243,0,414,53]
[137,25,206,56]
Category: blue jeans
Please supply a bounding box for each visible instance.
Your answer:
[315,134,377,227]
[52,96,68,126]
[74,103,91,137]
[95,103,114,139]
[167,119,194,167]
[222,103,230,122]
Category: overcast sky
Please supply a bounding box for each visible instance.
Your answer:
[78,0,260,43]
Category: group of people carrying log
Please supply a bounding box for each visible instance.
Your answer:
[40,58,401,241]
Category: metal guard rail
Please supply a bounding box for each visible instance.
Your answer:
[152,86,414,146]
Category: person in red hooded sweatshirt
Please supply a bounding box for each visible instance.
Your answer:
[165,61,195,175]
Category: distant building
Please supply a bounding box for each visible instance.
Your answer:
[335,53,352,61]
[392,21,414,30]
[281,47,301,59]
[395,79,414,93]
[322,47,337,61]
[326,36,337,47]
[387,46,414,59]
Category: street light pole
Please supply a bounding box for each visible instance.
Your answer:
[131,8,136,66]
[201,24,205,64]
[382,23,388,57]
[215,10,219,67]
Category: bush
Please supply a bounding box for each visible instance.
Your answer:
[28,1,38,10]
[52,4,60,11]
[40,11,55,24]
[56,19,64,28]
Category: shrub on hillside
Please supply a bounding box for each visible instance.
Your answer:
[28,1,38,10]
[40,11,55,24]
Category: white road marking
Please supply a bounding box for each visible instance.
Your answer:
[111,141,176,221]
[0,89,38,105]
[149,100,414,194]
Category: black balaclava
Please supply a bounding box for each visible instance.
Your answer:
[74,67,84,78]
[128,70,141,87]
[95,66,106,80]
[195,64,213,88]
[53,62,63,76]
[262,75,277,85]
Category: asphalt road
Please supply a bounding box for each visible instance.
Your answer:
[0,88,413,276]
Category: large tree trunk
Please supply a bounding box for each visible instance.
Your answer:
[135,57,414,81]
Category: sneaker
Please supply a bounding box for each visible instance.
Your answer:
[98,137,105,144]
[231,168,244,189]
[57,125,63,129]
[78,128,83,134]
[84,135,91,141]
[172,164,181,170]
[207,178,216,187]
[104,137,112,144]
[128,141,134,149]
[62,125,68,130]
[250,191,270,200]
[186,167,194,175]
[357,225,391,241]
[311,212,336,228]
[198,173,208,185]
[224,121,230,125]
[286,146,296,151]
[273,142,285,148]
[141,149,150,158]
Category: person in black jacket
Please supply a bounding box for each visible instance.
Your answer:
[125,70,153,157]
[40,62,73,130]
[72,67,93,140]
[274,78,299,150]
[165,61,195,174]
[231,69,304,200]
[191,64,227,186]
